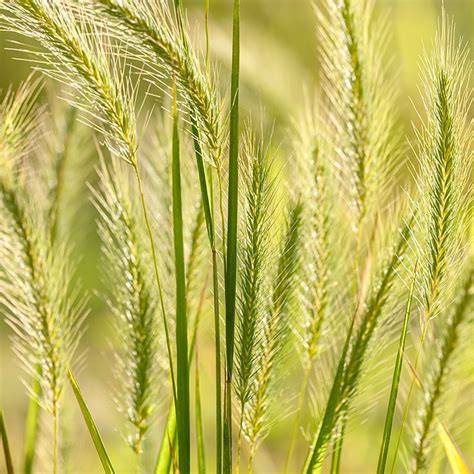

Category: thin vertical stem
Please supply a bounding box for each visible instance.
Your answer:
[284,367,311,473]
[23,374,41,474]
[0,410,14,474]
[390,321,429,474]
[377,263,417,474]
[52,404,59,474]
[224,0,241,471]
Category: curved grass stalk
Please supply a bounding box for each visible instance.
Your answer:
[0,77,44,474]
[97,1,226,467]
[305,214,413,472]
[410,268,473,473]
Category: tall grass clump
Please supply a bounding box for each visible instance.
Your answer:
[304,213,413,473]
[0,81,85,473]
[0,0,472,473]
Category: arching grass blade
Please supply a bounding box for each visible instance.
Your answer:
[67,370,115,474]
[304,310,357,473]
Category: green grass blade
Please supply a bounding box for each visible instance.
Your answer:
[376,263,417,474]
[224,0,240,471]
[329,424,344,474]
[190,114,214,246]
[225,0,240,380]
[438,423,471,474]
[67,370,114,474]
[23,374,41,474]
[1,410,14,474]
[195,354,206,474]
[154,406,177,474]
[304,310,357,473]
[172,88,190,474]
[153,276,207,474]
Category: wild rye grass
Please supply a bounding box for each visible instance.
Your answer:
[0,1,472,473]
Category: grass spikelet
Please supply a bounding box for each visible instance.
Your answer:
[243,199,303,469]
[45,104,79,244]
[0,76,43,171]
[316,0,400,231]
[95,0,223,167]
[411,267,473,473]
[293,113,332,373]
[0,180,84,473]
[92,160,159,457]
[1,0,138,164]
[234,131,275,465]
[415,14,472,323]
[284,104,335,472]
[391,20,472,469]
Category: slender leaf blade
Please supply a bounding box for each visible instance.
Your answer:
[304,310,357,473]
[172,87,190,474]
[438,423,471,474]
[67,370,114,474]
[155,406,176,474]
[224,1,240,471]
[377,263,418,473]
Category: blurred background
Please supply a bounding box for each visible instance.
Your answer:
[1,0,473,472]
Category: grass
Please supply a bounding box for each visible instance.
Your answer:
[0,0,472,473]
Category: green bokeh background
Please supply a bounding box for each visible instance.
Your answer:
[0,0,473,472]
